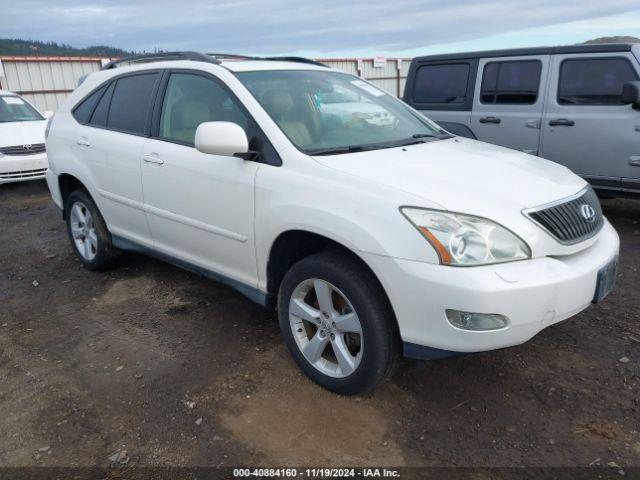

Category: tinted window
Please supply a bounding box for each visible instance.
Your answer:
[558,58,639,105]
[72,85,106,124]
[159,73,249,145]
[107,73,158,134]
[413,63,469,103]
[481,60,542,104]
[89,82,114,127]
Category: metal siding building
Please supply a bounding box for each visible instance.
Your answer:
[0,56,410,112]
[0,56,106,111]
[318,58,411,97]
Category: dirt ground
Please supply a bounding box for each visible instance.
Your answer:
[0,180,638,469]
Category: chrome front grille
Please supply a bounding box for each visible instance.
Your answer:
[524,186,604,244]
[0,143,46,156]
[0,168,47,180]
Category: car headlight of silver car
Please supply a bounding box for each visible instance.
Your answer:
[401,208,531,266]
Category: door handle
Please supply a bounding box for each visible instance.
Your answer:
[76,138,91,147]
[630,156,640,167]
[479,116,501,124]
[549,118,575,127]
[143,154,164,165]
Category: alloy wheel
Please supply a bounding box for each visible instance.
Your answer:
[289,278,363,378]
[69,201,98,261]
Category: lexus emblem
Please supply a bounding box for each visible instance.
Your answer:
[22,144,33,152]
[580,204,596,222]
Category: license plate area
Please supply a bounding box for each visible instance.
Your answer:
[592,256,618,304]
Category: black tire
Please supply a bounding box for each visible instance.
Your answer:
[65,190,115,271]
[278,250,401,395]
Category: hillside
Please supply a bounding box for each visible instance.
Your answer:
[0,38,130,57]
[583,36,640,44]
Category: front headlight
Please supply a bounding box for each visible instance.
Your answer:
[401,208,531,266]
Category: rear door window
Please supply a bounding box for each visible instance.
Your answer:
[412,63,470,104]
[558,58,639,105]
[481,60,542,104]
[107,73,159,135]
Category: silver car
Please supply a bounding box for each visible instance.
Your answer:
[404,43,640,198]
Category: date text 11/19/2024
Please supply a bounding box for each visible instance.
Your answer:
[233,468,401,478]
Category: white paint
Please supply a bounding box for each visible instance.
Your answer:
[44,57,620,360]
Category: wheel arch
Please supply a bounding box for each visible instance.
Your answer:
[58,173,91,220]
[265,229,397,325]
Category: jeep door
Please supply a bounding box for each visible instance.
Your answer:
[540,53,640,192]
[470,55,550,155]
[140,70,260,288]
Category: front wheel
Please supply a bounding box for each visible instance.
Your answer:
[278,251,400,395]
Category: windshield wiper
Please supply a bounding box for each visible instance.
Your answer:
[307,145,365,156]
[412,132,454,140]
[307,132,455,156]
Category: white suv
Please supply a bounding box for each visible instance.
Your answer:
[45,52,620,394]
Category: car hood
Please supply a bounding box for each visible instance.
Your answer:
[311,137,586,214]
[0,121,47,147]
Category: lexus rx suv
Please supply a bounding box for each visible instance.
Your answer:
[45,52,619,394]
[0,90,50,184]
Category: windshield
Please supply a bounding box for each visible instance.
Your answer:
[236,70,448,155]
[0,95,44,123]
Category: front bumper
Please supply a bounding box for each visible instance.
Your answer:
[361,220,620,356]
[0,153,48,184]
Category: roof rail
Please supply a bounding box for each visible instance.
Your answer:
[208,53,328,67]
[101,51,221,70]
[207,53,253,60]
[261,56,328,67]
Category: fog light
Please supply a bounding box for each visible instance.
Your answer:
[446,309,508,331]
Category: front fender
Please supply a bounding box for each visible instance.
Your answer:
[254,164,442,291]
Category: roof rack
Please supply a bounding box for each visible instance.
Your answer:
[101,51,328,70]
[101,51,220,70]
[208,53,327,67]
[261,56,328,67]
[207,53,253,60]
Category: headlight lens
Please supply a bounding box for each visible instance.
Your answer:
[401,208,531,266]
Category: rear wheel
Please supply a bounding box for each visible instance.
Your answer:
[278,251,400,395]
[65,190,115,271]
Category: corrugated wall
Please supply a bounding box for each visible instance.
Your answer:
[0,57,105,111]
[0,56,411,113]
[318,58,411,97]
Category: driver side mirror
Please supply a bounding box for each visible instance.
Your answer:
[195,121,258,160]
[622,81,640,108]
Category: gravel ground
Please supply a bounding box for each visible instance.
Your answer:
[0,180,638,469]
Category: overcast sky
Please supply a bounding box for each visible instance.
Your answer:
[2,0,640,57]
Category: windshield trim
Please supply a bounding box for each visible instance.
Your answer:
[0,95,45,122]
[235,70,450,156]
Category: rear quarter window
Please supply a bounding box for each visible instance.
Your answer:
[72,84,107,124]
